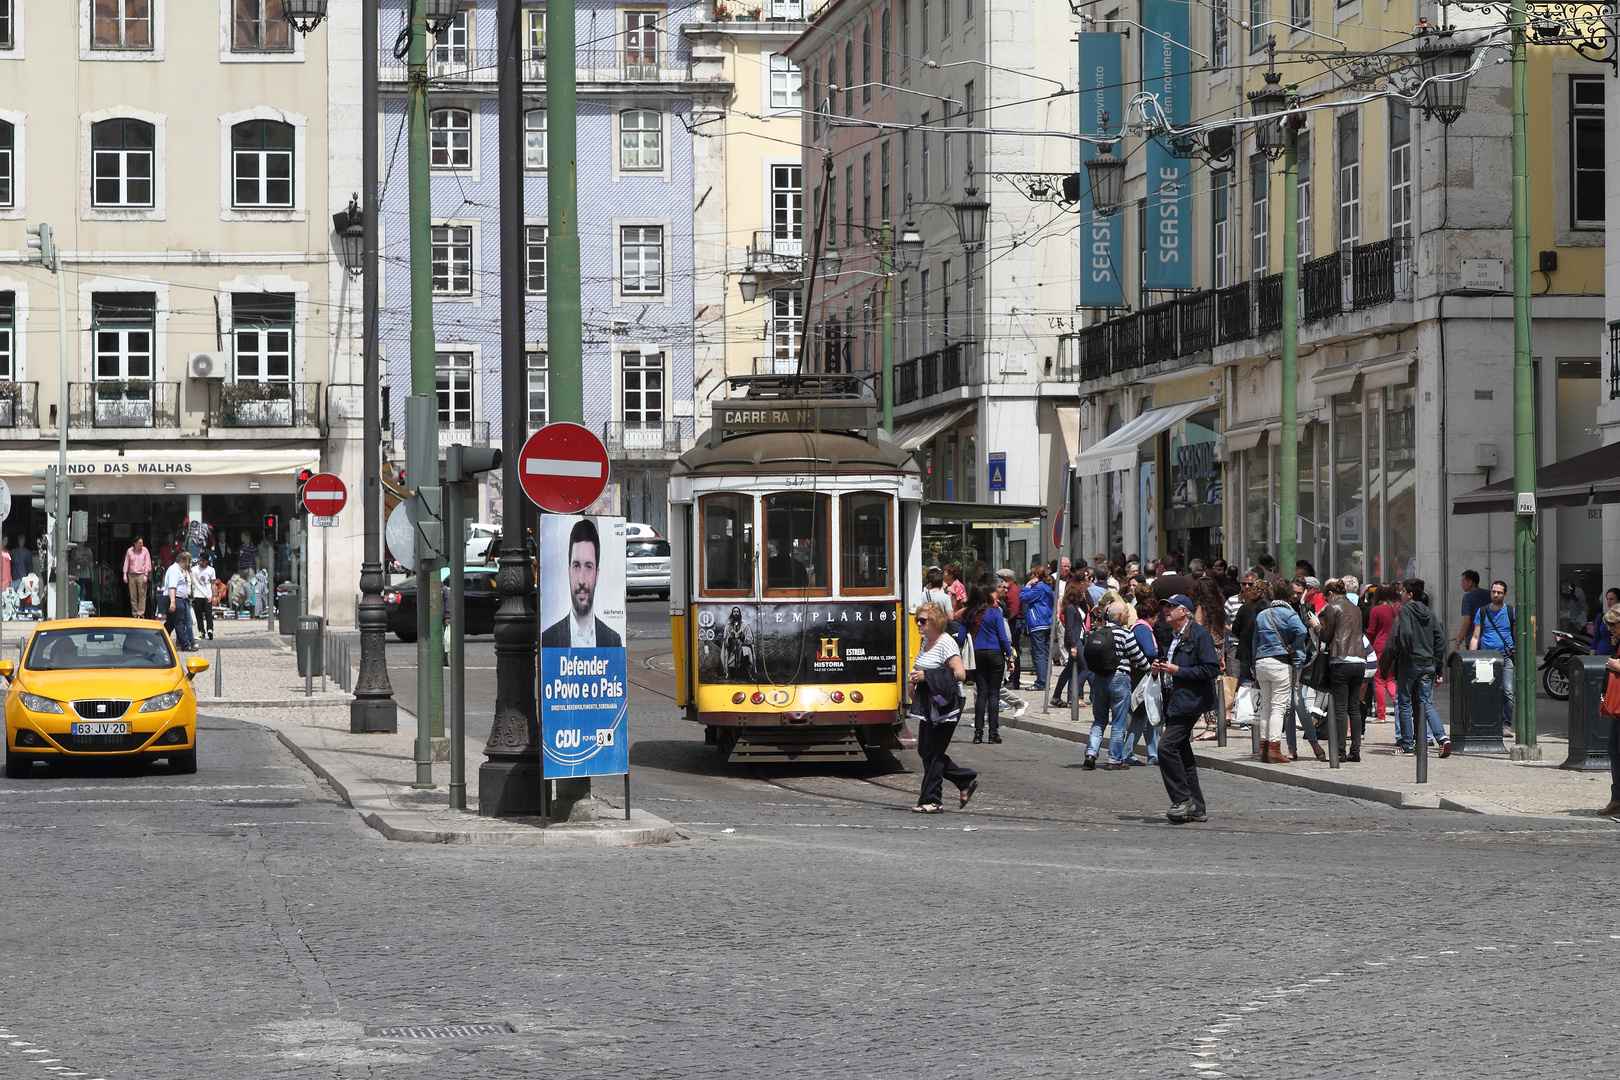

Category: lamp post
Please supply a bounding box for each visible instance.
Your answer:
[1507,2,1538,758]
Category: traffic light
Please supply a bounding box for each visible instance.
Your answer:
[296,468,315,508]
[264,512,279,540]
[31,466,58,516]
[25,223,57,272]
[445,446,502,482]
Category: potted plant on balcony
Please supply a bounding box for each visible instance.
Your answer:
[219,380,294,428]
[713,1,730,18]
[0,380,21,428]
[93,379,156,427]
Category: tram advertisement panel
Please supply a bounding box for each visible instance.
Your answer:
[539,515,629,777]
[695,601,899,685]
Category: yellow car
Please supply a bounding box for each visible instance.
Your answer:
[1,618,209,779]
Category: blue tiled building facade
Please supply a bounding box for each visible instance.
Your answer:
[378,0,707,533]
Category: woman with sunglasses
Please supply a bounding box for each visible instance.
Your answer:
[908,602,978,814]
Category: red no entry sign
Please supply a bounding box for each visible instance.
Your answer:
[518,422,610,513]
[301,472,348,516]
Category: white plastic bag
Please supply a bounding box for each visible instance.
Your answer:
[1233,684,1260,727]
[1142,676,1164,731]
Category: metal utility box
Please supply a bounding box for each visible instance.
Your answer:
[278,592,298,635]
[1562,655,1612,771]
[1447,651,1507,754]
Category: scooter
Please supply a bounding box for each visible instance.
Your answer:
[1540,629,1593,701]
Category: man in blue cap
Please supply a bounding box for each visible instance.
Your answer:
[1150,594,1221,823]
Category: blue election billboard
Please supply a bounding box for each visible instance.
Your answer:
[1078,33,1125,308]
[539,514,630,778]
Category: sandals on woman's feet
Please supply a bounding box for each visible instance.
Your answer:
[1194,727,1219,741]
[958,779,979,809]
[912,803,944,814]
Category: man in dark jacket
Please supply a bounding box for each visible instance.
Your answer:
[1152,594,1221,823]
[1151,554,1192,602]
[1377,579,1450,756]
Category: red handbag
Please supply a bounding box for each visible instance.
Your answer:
[1600,671,1620,720]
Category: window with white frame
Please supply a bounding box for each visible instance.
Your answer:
[1249,0,1266,51]
[232,293,295,382]
[430,108,471,170]
[91,118,155,207]
[525,7,545,77]
[1290,0,1308,30]
[527,349,547,430]
[0,0,13,49]
[619,109,661,170]
[436,351,473,427]
[1337,110,1359,247]
[91,292,155,386]
[231,119,293,208]
[0,292,13,380]
[1250,154,1268,277]
[93,0,151,49]
[624,11,658,76]
[622,349,664,426]
[1211,0,1228,70]
[524,108,546,169]
[772,164,802,245]
[1389,101,1412,240]
[1571,75,1605,228]
[1296,132,1312,263]
[432,9,470,75]
[431,225,473,295]
[526,225,547,294]
[620,225,663,295]
[769,54,802,109]
[772,289,801,370]
[941,0,950,37]
[233,0,292,52]
[0,120,12,208]
[1212,168,1230,288]
[920,0,929,53]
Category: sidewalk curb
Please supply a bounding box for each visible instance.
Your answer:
[216,711,681,847]
[199,696,354,707]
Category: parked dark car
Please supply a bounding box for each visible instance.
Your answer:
[385,569,533,642]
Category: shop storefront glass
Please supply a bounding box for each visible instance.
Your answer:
[1332,387,1364,579]
[1164,408,1221,561]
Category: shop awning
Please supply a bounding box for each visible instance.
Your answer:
[1073,396,1216,476]
[1452,442,1620,515]
[893,406,972,451]
[0,447,321,479]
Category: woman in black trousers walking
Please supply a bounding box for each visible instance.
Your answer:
[910,602,978,814]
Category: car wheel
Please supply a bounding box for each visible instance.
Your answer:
[394,629,418,643]
[5,749,32,779]
[169,748,198,774]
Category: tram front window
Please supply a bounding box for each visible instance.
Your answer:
[763,493,829,595]
[701,494,754,595]
[840,492,892,593]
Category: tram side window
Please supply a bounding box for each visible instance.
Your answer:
[763,493,830,595]
[840,493,893,594]
[701,494,754,594]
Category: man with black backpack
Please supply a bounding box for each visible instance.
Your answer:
[1378,578,1451,757]
[1469,579,1516,736]
[1081,600,1151,770]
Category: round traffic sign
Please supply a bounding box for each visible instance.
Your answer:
[301,472,348,516]
[0,478,10,521]
[517,422,610,513]
[385,497,418,571]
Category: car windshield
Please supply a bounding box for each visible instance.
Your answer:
[628,540,671,559]
[25,627,177,671]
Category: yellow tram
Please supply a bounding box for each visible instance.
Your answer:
[669,376,924,761]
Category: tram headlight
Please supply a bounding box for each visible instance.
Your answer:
[732,691,746,704]
[750,691,765,705]
[830,691,845,703]
[850,690,864,703]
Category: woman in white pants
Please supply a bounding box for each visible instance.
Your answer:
[1250,581,1310,763]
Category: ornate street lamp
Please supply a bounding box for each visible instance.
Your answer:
[1416,29,1474,125]
[332,194,365,277]
[282,0,328,34]
[738,269,760,303]
[1248,69,1288,159]
[894,221,924,271]
[1084,145,1125,217]
[952,186,990,250]
[425,0,463,34]
[821,248,843,280]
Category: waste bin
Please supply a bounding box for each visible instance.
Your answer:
[296,615,325,678]
[1562,654,1612,771]
[1447,650,1507,754]
[278,592,298,635]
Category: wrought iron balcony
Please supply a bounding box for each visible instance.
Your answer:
[1178,292,1216,355]
[210,381,321,429]
[0,381,40,429]
[69,381,180,429]
[439,419,490,446]
[895,358,919,404]
[1302,251,1347,323]
[754,355,801,375]
[1255,275,1284,335]
[603,420,691,456]
[1142,303,1178,364]
[1352,236,1414,309]
[751,229,804,262]
[1216,282,1251,344]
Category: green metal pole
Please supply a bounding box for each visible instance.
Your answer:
[407,0,440,788]
[1510,0,1538,757]
[880,219,894,433]
[1278,99,1299,578]
[547,0,582,424]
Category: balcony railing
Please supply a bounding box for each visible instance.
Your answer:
[754,355,800,375]
[1302,251,1347,323]
[895,343,976,402]
[1143,303,1178,364]
[211,380,321,429]
[1352,236,1414,309]
[0,381,40,429]
[1111,313,1142,371]
[381,46,693,84]
[751,228,804,261]
[1216,282,1251,344]
[603,420,691,456]
[1255,275,1284,335]
[440,420,491,446]
[1178,292,1216,355]
[69,381,180,429]
[896,357,919,404]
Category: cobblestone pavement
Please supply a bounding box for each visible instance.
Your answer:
[3,617,1620,1079]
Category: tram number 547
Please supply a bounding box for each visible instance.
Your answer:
[555,728,616,749]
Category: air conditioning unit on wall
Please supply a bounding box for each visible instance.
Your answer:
[188,352,224,379]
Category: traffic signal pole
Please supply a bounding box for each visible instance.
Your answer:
[26,223,70,618]
[1509,0,1539,758]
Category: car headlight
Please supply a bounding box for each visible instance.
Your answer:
[18,692,63,714]
[139,690,185,713]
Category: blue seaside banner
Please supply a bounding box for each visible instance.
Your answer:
[1079,33,1125,308]
[1143,0,1192,290]
[540,647,630,777]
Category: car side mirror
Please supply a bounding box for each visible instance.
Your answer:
[0,660,12,680]
[185,657,210,679]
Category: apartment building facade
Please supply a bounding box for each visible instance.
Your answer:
[0,0,362,619]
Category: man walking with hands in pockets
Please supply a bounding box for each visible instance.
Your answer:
[1152,595,1222,823]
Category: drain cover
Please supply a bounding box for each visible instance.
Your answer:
[366,1023,516,1040]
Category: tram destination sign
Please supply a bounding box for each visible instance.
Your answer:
[712,403,877,440]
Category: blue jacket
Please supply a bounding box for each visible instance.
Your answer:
[1251,601,1308,663]
[1023,581,1055,630]
[958,606,1014,655]
[1164,619,1222,717]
